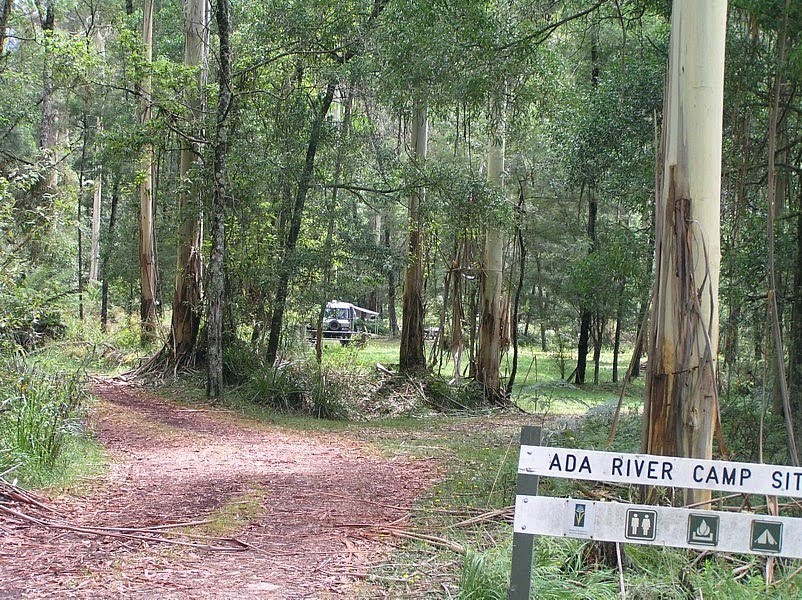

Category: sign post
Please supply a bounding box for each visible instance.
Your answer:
[507,426,540,600]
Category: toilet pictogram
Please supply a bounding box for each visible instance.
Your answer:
[625,509,657,541]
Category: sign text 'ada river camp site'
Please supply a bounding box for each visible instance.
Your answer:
[512,432,802,560]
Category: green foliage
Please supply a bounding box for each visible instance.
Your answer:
[246,362,306,411]
[459,550,509,600]
[0,354,89,485]
[244,357,353,419]
[427,377,487,412]
[307,363,351,420]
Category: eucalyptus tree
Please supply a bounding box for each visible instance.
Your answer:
[138,0,158,340]
[476,92,506,399]
[206,0,231,398]
[398,100,428,372]
[0,0,11,55]
[169,0,209,365]
[644,0,728,505]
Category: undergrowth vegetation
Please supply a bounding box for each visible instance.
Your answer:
[0,349,92,486]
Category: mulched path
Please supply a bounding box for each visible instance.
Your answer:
[0,380,436,599]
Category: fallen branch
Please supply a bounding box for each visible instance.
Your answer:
[448,507,514,529]
[376,526,467,554]
[0,478,56,513]
[0,504,248,553]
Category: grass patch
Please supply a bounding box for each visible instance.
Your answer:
[194,485,267,538]
[0,353,94,487]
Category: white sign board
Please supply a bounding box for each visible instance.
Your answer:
[519,446,802,498]
[514,496,801,558]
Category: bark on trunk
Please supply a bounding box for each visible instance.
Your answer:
[576,187,597,385]
[399,101,428,373]
[100,181,119,331]
[206,0,232,399]
[506,184,527,397]
[170,0,210,365]
[0,0,12,56]
[477,95,506,401]
[765,1,798,464]
[138,0,158,340]
[644,0,728,505]
[89,173,102,283]
[384,220,399,336]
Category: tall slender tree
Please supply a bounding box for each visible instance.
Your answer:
[207,0,232,398]
[399,99,428,373]
[169,0,210,364]
[476,93,506,401]
[138,0,158,340]
[644,0,728,506]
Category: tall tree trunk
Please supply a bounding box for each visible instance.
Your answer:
[89,167,102,283]
[265,81,337,366]
[576,187,597,385]
[100,180,119,331]
[206,0,231,399]
[88,29,106,284]
[477,94,506,401]
[170,0,210,364]
[399,100,428,373]
[138,0,158,341]
[506,183,526,397]
[576,19,601,386]
[765,0,798,464]
[643,0,728,505]
[535,254,547,351]
[592,315,604,385]
[612,288,625,383]
[384,218,399,336]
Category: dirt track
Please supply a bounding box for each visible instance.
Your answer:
[0,381,435,599]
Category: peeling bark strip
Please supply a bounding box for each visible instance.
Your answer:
[644,0,727,507]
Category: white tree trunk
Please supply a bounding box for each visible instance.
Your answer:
[169,0,209,361]
[89,31,106,284]
[89,174,102,283]
[644,0,727,505]
[477,94,506,401]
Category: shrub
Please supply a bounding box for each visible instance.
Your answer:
[246,363,305,411]
[307,364,350,420]
[0,354,88,482]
